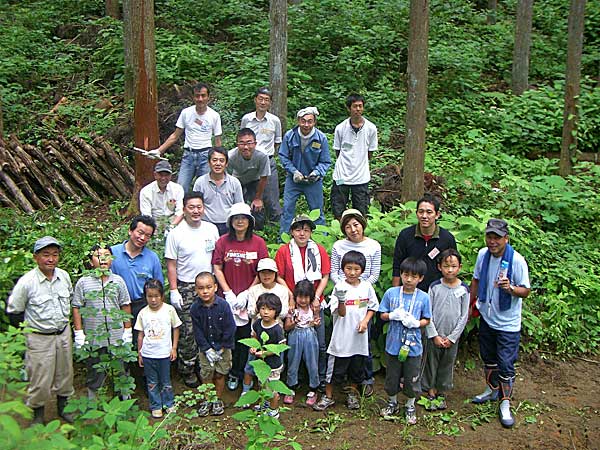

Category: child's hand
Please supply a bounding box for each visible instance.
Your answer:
[138,353,144,367]
[433,336,445,348]
[357,320,368,333]
[255,350,264,358]
[249,347,257,355]
[312,315,321,327]
[170,348,177,361]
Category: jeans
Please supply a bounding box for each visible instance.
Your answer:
[316,309,327,384]
[478,317,520,379]
[231,322,252,379]
[178,149,209,193]
[286,327,320,389]
[330,182,370,219]
[280,175,325,237]
[142,356,174,411]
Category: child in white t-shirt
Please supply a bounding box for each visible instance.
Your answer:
[313,251,378,411]
[135,279,182,419]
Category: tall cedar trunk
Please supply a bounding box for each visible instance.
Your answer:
[402,0,429,202]
[123,0,135,101]
[0,93,3,140]
[127,0,160,214]
[269,0,288,132]
[106,0,120,19]
[512,0,534,95]
[559,0,586,176]
[487,0,498,25]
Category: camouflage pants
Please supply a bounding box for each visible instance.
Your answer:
[176,281,199,377]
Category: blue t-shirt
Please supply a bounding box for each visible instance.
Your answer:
[379,287,431,357]
[110,242,163,301]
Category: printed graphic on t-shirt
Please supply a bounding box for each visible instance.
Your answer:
[225,250,258,266]
[146,318,166,340]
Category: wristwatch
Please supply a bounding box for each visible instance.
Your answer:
[509,285,515,294]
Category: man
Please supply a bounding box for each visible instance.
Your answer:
[7,236,74,425]
[165,192,220,387]
[192,147,243,235]
[240,86,283,223]
[470,218,530,428]
[151,82,222,192]
[227,128,271,230]
[331,93,378,219]
[139,160,184,233]
[279,107,331,237]
[392,194,457,291]
[275,215,330,389]
[110,215,163,345]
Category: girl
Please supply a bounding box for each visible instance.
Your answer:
[284,280,321,406]
[135,279,182,418]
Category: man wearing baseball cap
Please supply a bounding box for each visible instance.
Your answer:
[139,160,184,234]
[278,107,331,237]
[470,218,531,428]
[7,236,75,425]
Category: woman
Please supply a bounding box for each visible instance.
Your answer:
[330,208,382,395]
[212,202,268,390]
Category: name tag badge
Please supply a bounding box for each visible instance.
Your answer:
[246,251,258,260]
[205,239,215,252]
[455,286,467,298]
[311,142,321,149]
[342,142,353,150]
[428,247,440,260]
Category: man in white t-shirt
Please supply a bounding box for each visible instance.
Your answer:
[240,87,283,223]
[152,83,223,192]
[139,160,184,234]
[331,94,378,219]
[165,191,220,387]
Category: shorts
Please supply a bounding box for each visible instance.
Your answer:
[198,348,232,380]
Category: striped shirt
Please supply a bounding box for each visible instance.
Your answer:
[330,237,381,286]
[72,273,131,347]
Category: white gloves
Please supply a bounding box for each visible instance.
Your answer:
[333,287,347,304]
[224,290,237,305]
[205,348,222,366]
[170,289,183,310]
[293,170,305,183]
[388,307,410,322]
[307,170,320,183]
[224,290,248,310]
[122,327,133,345]
[74,329,86,349]
[401,315,421,329]
[146,149,161,158]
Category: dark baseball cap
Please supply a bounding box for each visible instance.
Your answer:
[154,160,173,173]
[485,218,509,237]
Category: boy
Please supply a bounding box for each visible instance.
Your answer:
[313,251,379,411]
[72,244,132,400]
[190,272,236,416]
[422,249,469,410]
[379,257,431,425]
[241,293,286,419]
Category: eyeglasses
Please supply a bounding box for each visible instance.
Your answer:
[237,141,256,147]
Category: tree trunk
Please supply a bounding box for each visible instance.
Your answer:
[269,0,288,132]
[487,0,498,25]
[123,0,135,102]
[0,93,3,141]
[559,0,586,176]
[106,0,120,19]
[512,0,534,95]
[128,0,160,214]
[402,0,429,203]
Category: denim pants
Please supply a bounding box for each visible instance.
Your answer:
[316,309,327,384]
[142,356,174,411]
[177,149,209,193]
[286,327,320,389]
[280,175,325,237]
[478,317,520,379]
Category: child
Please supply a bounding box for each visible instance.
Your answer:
[190,272,236,416]
[246,258,290,326]
[284,280,321,406]
[241,293,286,418]
[379,257,431,425]
[135,279,182,418]
[72,244,132,399]
[422,249,469,410]
[313,251,379,411]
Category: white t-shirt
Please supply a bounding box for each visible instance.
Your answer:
[247,283,289,324]
[135,303,182,359]
[327,280,379,357]
[332,117,378,185]
[139,180,184,219]
[176,105,222,149]
[164,220,220,283]
[240,111,282,156]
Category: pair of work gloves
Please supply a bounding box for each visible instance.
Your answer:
[293,170,321,184]
[388,306,421,329]
[170,289,248,311]
[74,327,133,349]
[205,348,224,366]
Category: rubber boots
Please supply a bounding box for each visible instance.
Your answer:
[472,364,500,404]
[31,406,45,425]
[499,376,515,428]
[57,395,74,423]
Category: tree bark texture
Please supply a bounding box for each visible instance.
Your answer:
[106,0,120,19]
[559,0,586,176]
[269,0,288,132]
[487,0,498,25]
[403,0,429,203]
[123,0,135,101]
[512,0,534,95]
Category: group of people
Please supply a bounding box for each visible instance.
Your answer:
[8,186,530,429]
[141,84,378,238]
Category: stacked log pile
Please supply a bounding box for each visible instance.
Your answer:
[0,134,134,212]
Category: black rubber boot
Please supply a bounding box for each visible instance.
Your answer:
[31,406,45,425]
[57,396,74,423]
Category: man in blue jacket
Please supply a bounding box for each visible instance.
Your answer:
[278,107,331,237]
